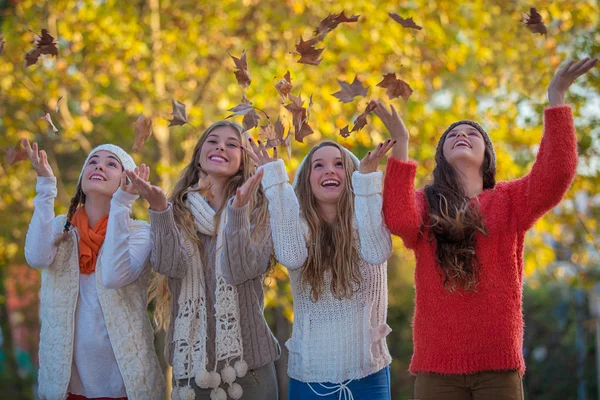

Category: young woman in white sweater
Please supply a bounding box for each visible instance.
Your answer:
[22,139,164,400]
[243,138,395,400]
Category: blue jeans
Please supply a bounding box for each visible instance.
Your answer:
[289,365,391,400]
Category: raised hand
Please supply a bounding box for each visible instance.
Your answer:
[372,101,410,161]
[548,58,598,106]
[231,168,264,209]
[359,139,396,174]
[120,163,149,196]
[242,138,278,167]
[125,167,168,212]
[22,139,54,178]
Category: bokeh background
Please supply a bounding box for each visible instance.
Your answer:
[1,0,599,398]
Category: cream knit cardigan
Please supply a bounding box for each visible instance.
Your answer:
[259,159,393,383]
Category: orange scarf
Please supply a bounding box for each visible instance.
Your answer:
[70,207,109,274]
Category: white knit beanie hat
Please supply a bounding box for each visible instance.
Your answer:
[78,144,136,183]
[292,143,360,189]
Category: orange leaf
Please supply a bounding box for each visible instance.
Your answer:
[230,51,252,88]
[275,71,293,102]
[376,73,413,101]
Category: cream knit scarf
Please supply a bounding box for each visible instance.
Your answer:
[171,190,248,400]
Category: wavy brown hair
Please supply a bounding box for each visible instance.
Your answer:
[149,120,271,330]
[295,141,360,301]
[424,121,496,292]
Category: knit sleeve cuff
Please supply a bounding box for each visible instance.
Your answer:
[35,176,58,197]
[258,159,289,189]
[111,187,138,207]
[352,170,383,196]
[544,104,572,118]
[385,157,418,182]
[149,204,177,232]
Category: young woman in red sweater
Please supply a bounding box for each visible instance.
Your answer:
[377,57,598,399]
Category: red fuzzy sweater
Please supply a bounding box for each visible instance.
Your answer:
[383,106,577,375]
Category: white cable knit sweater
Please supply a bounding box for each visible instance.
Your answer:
[24,177,165,399]
[259,159,393,383]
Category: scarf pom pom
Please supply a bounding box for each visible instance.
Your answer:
[170,387,180,400]
[195,370,212,389]
[221,365,237,384]
[210,371,222,388]
[210,387,227,400]
[228,382,243,399]
[234,360,248,378]
[179,386,195,400]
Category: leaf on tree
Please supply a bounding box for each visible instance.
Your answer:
[230,51,252,88]
[275,71,293,103]
[168,99,189,127]
[285,93,314,142]
[242,109,261,131]
[351,101,377,132]
[0,35,5,56]
[523,8,547,36]
[41,113,59,135]
[55,96,63,113]
[388,13,422,30]
[332,76,369,103]
[314,11,360,36]
[339,125,351,138]
[25,29,58,67]
[376,73,413,101]
[4,143,28,165]
[295,37,325,66]
[133,114,153,151]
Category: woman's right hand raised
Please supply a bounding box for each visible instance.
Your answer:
[372,101,410,161]
[125,167,168,212]
[23,139,54,178]
[242,138,278,167]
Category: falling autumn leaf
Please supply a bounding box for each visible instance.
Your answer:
[351,101,377,132]
[168,99,189,127]
[523,8,547,36]
[4,143,28,165]
[285,93,314,142]
[388,13,422,30]
[25,29,58,67]
[275,71,293,103]
[0,35,5,56]
[55,96,63,113]
[261,116,286,148]
[377,73,413,101]
[41,113,59,135]
[314,11,360,36]
[133,114,153,151]
[332,77,369,103]
[339,126,351,138]
[230,51,252,88]
[226,94,255,118]
[295,37,325,66]
[242,109,261,131]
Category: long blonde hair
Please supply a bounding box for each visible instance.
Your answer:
[295,141,361,301]
[149,121,270,330]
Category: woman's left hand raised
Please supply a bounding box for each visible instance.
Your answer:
[231,168,264,209]
[548,57,598,106]
[359,139,396,174]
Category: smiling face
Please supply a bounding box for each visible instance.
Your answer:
[80,150,123,198]
[308,145,347,206]
[442,123,486,168]
[197,126,242,180]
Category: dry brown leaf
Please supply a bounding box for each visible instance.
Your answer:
[25,29,58,67]
[4,143,28,165]
[332,77,369,103]
[262,116,286,148]
[284,93,314,143]
[275,71,293,102]
[339,126,351,138]
[0,35,5,56]
[168,99,189,127]
[296,37,324,66]
[41,113,59,135]
[315,11,360,36]
[55,96,63,113]
[227,94,255,119]
[376,73,413,101]
[388,13,422,30]
[242,109,261,131]
[351,101,377,132]
[133,114,153,151]
[230,51,252,88]
[523,8,547,36]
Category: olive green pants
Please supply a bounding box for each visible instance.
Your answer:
[414,371,524,400]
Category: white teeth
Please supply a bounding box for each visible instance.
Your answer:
[321,179,340,187]
[90,175,104,181]
[454,140,470,148]
[209,155,227,162]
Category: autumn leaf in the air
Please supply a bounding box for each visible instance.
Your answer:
[230,51,252,88]
[242,109,261,132]
[4,143,28,165]
[55,96,63,113]
[295,37,325,66]
[133,114,153,151]
[523,8,547,36]
[0,35,5,56]
[377,73,413,101]
[226,94,261,131]
[261,116,285,148]
[388,13,422,30]
[315,11,360,36]
[285,93,314,142]
[351,101,377,132]
[339,126,351,138]
[25,29,58,67]
[332,77,369,103]
[168,99,189,127]
[275,71,293,103]
[41,113,59,135]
